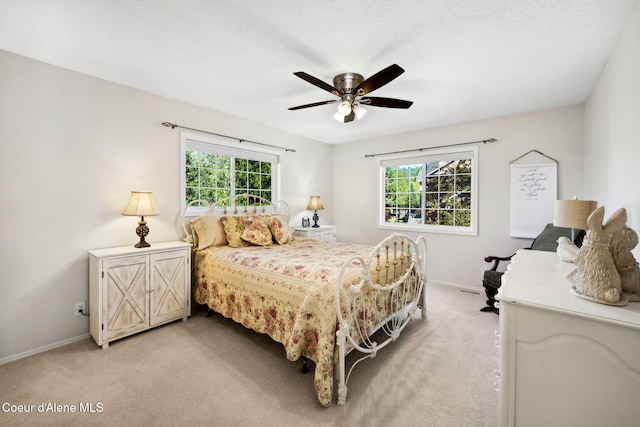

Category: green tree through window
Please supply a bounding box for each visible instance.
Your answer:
[185,151,232,205]
[379,146,477,235]
[384,164,422,223]
[181,134,278,214]
[423,159,472,227]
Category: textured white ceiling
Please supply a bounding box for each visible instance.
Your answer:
[0,0,636,144]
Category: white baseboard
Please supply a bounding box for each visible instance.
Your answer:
[428,279,482,294]
[0,333,90,366]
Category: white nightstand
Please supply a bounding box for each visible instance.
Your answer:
[293,225,336,242]
[88,241,192,348]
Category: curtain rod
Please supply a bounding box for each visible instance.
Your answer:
[364,138,497,158]
[161,122,296,153]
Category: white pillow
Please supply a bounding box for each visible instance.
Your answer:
[189,216,228,250]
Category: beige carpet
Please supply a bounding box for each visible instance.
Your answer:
[0,283,499,427]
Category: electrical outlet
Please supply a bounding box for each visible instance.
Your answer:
[75,302,85,316]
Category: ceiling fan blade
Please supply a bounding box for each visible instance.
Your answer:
[360,96,413,109]
[293,72,340,95]
[288,100,338,110]
[354,64,405,95]
[343,111,356,123]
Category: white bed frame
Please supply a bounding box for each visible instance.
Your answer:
[181,193,427,406]
[334,232,427,404]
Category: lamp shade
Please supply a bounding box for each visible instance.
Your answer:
[553,199,597,230]
[122,191,159,216]
[307,196,324,211]
[353,104,367,120]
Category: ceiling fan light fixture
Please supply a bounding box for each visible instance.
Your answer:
[337,100,352,116]
[353,104,367,120]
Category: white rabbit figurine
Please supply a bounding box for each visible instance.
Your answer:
[567,206,627,306]
[610,217,640,301]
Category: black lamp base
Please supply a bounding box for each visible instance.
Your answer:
[312,211,320,228]
[135,239,150,248]
[134,217,151,248]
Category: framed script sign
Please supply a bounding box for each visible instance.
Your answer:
[509,151,558,238]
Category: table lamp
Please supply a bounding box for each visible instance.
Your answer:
[122,191,159,248]
[307,196,324,228]
[553,197,597,244]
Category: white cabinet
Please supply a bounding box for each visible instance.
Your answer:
[293,225,336,242]
[497,250,640,427]
[89,241,191,348]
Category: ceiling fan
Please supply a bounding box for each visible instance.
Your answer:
[288,64,413,123]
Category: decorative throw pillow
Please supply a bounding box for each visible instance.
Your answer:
[241,214,273,246]
[265,214,294,244]
[189,215,228,250]
[221,216,250,248]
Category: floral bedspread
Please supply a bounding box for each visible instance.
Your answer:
[192,238,372,406]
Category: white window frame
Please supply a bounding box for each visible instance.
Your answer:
[377,145,478,236]
[180,132,281,217]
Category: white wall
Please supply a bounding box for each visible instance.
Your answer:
[0,50,332,362]
[584,0,640,240]
[334,106,585,289]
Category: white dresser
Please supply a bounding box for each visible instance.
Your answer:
[293,225,336,242]
[498,249,640,427]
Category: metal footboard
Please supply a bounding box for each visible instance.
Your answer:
[335,233,427,405]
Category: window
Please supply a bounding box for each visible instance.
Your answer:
[379,146,478,236]
[180,133,279,216]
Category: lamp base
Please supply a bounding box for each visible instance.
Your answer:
[134,217,151,248]
[134,239,150,248]
[312,211,320,228]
